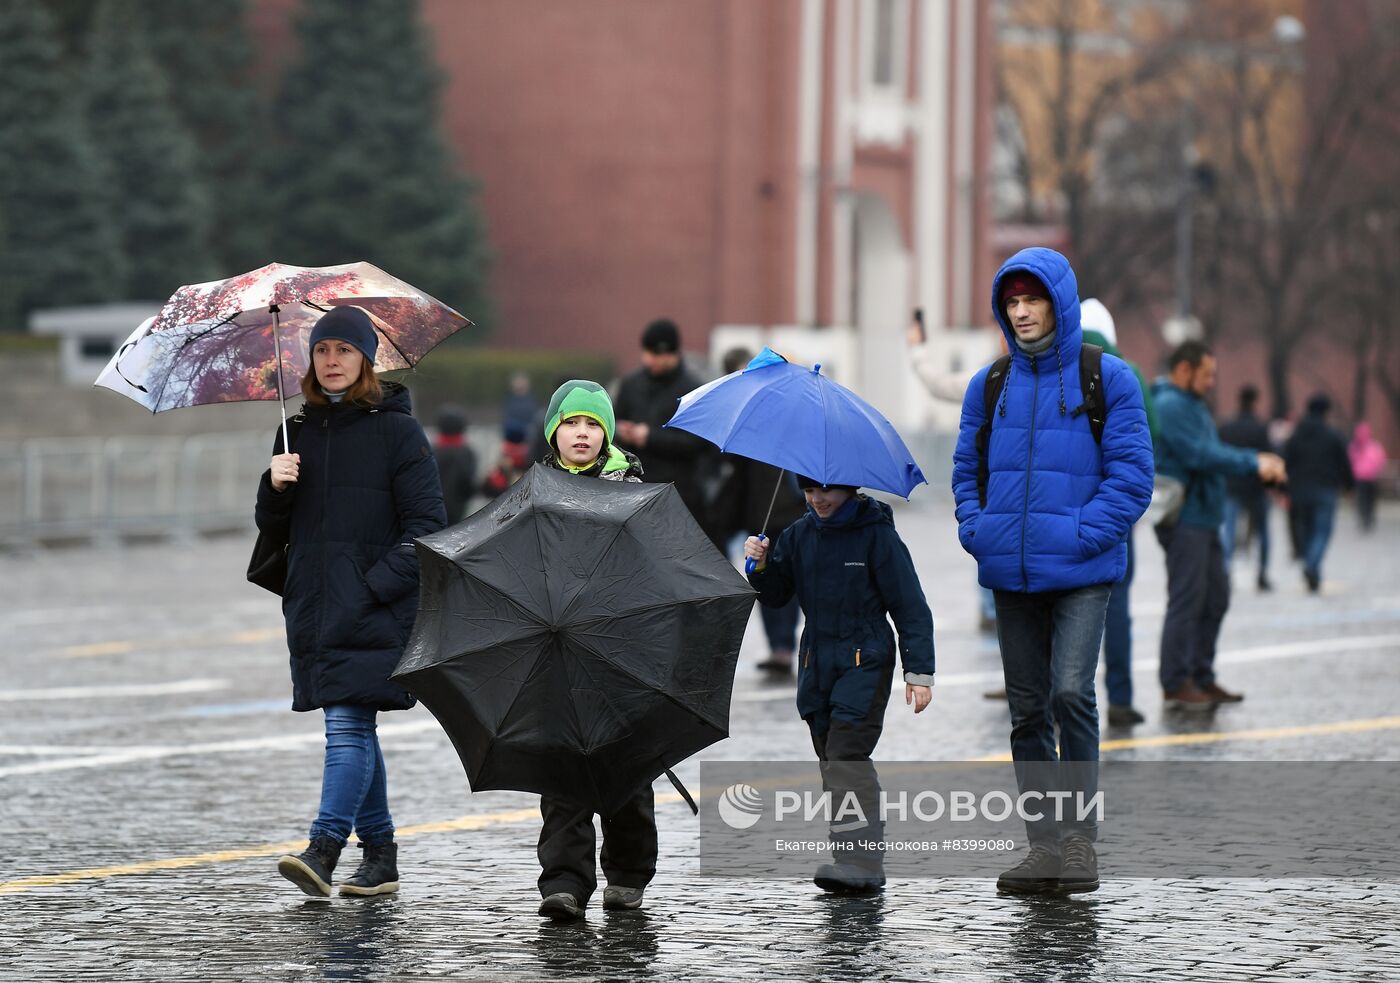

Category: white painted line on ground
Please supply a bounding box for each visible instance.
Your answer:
[0,719,442,779]
[0,678,229,702]
[734,633,1400,702]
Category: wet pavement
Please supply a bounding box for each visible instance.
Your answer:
[2,492,1398,981]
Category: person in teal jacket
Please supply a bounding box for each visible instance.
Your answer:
[1153,341,1285,712]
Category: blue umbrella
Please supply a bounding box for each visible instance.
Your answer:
[666,348,926,569]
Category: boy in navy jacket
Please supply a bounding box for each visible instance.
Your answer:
[744,477,935,893]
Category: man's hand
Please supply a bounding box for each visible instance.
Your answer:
[1258,452,1286,484]
[906,684,931,713]
[270,452,300,492]
[743,535,769,571]
[615,420,649,447]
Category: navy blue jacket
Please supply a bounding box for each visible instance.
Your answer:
[748,497,935,725]
[255,383,447,712]
[952,247,1154,592]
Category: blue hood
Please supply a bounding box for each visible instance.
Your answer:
[991,247,1081,368]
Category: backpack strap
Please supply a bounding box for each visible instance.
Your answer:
[975,354,1012,509]
[1071,343,1106,444]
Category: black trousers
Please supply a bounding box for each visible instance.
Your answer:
[537,787,657,905]
[808,664,894,871]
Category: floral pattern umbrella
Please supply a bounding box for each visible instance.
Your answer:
[94,262,470,434]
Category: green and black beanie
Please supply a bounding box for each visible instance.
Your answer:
[543,380,616,446]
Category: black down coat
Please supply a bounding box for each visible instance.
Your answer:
[255,382,447,712]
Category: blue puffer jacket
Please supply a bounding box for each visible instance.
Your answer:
[255,382,447,712]
[1153,380,1258,529]
[951,247,1154,592]
[749,497,935,727]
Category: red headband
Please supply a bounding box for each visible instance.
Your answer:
[1001,274,1050,305]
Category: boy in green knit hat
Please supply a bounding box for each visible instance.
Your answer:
[535,380,654,920]
[541,379,644,481]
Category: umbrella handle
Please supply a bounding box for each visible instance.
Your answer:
[664,768,698,815]
[743,470,785,574]
[744,535,765,576]
[271,306,290,451]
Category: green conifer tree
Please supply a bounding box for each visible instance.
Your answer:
[83,0,215,301]
[271,0,492,331]
[0,0,122,325]
[143,0,270,275]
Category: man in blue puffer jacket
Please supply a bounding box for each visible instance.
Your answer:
[952,247,1153,896]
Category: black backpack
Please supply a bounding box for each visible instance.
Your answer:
[976,343,1106,508]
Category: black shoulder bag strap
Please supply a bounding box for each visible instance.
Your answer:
[976,355,1012,509]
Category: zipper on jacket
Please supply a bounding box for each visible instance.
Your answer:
[804,647,810,670]
[855,648,861,667]
[1020,354,1039,590]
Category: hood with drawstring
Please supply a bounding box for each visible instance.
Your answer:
[951,247,1155,593]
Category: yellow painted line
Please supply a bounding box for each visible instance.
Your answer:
[5,716,1396,896]
[970,714,1400,762]
[57,628,284,659]
[0,795,686,896]
[57,641,135,658]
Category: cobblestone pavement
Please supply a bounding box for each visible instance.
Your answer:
[2,493,1398,981]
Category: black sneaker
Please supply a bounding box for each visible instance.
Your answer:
[1058,835,1100,893]
[996,843,1061,895]
[813,862,885,894]
[538,892,585,921]
[339,840,400,897]
[1107,704,1145,726]
[278,836,342,897]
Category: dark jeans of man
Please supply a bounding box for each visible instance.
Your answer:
[994,584,1110,846]
[1102,536,1135,708]
[1221,492,1270,579]
[1157,523,1230,693]
[1295,490,1339,582]
[809,663,894,872]
[537,788,657,906]
[760,595,800,653]
[1356,481,1377,531]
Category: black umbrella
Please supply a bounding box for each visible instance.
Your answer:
[393,464,754,814]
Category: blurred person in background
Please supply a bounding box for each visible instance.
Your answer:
[480,419,532,500]
[1153,341,1285,711]
[1080,298,1155,727]
[612,318,711,519]
[1283,394,1353,593]
[1219,384,1276,592]
[1349,421,1387,531]
[432,404,477,523]
[500,371,539,439]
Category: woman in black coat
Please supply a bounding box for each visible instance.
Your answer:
[255,306,446,898]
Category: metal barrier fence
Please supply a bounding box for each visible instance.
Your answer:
[0,432,270,549]
[0,425,961,551]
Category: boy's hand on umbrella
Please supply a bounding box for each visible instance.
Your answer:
[270,453,300,492]
[742,535,769,571]
[906,684,931,713]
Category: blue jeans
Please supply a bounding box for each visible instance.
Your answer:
[309,705,394,846]
[1102,537,1134,707]
[760,595,800,653]
[1221,493,1270,579]
[1296,490,1338,582]
[993,584,1110,844]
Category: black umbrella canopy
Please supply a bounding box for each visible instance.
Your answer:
[394,464,754,813]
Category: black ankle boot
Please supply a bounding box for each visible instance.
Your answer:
[339,840,400,897]
[278,836,342,897]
